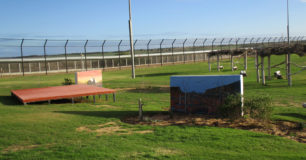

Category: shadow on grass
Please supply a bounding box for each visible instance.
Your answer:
[0,96,20,105]
[0,95,79,106]
[136,72,180,77]
[276,113,306,121]
[126,86,169,93]
[54,110,168,119]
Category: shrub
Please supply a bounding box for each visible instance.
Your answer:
[219,94,242,119]
[244,95,272,121]
[62,78,73,85]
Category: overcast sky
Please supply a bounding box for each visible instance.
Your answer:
[0,0,306,40]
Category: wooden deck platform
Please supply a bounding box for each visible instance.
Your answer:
[11,84,116,105]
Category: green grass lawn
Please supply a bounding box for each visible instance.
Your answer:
[0,55,305,159]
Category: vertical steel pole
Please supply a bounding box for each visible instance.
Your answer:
[64,40,69,73]
[160,39,164,66]
[84,40,88,71]
[129,0,135,79]
[102,40,106,69]
[147,39,151,66]
[193,39,198,63]
[43,39,48,75]
[183,39,187,64]
[172,39,176,64]
[133,40,137,65]
[118,40,122,69]
[20,39,25,76]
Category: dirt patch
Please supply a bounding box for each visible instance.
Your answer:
[94,104,119,109]
[1,144,53,154]
[122,147,182,159]
[123,114,306,143]
[76,121,153,136]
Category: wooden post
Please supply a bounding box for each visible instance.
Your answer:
[113,93,116,102]
[244,51,248,70]
[29,63,32,72]
[19,63,21,73]
[8,63,11,73]
[208,56,211,72]
[261,56,265,85]
[256,52,260,83]
[138,98,143,121]
[38,62,41,72]
[48,62,51,71]
[57,62,59,70]
[268,55,271,80]
[231,54,234,71]
[93,95,95,104]
[105,94,108,101]
[217,54,220,72]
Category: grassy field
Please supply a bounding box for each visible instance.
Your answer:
[0,55,305,159]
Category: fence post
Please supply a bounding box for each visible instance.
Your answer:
[183,39,187,64]
[20,39,25,76]
[172,39,176,64]
[209,38,216,72]
[235,38,240,50]
[202,38,207,61]
[267,37,272,46]
[261,37,266,47]
[160,39,164,66]
[217,38,224,71]
[249,37,254,49]
[273,37,278,48]
[64,40,69,73]
[43,39,48,75]
[133,40,138,65]
[102,40,106,69]
[84,40,88,71]
[118,40,122,69]
[228,38,233,71]
[243,38,248,71]
[255,38,261,68]
[193,39,198,63]
[147,39,151,66]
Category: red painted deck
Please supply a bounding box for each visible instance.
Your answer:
[11,84,116,104]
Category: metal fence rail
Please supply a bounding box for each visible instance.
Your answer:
[0,36,304,76]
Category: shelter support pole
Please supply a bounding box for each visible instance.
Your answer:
[268,55,271,80]
[261,56,265,85]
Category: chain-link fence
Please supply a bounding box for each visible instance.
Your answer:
[0,36,304,76]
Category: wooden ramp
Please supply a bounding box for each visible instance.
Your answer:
[11,84,116,105]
